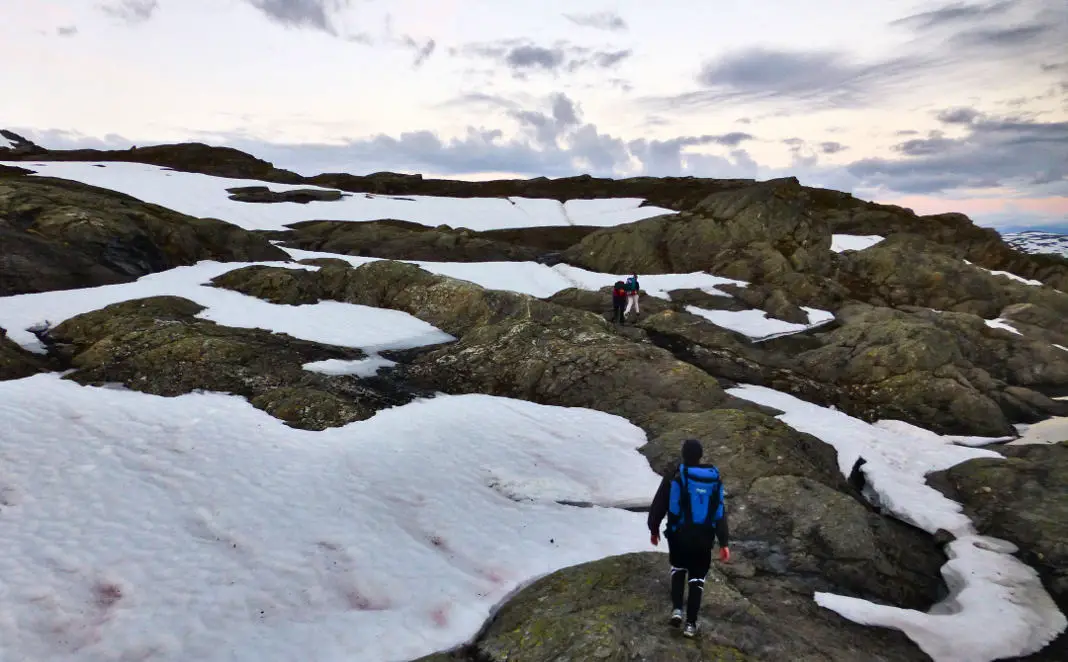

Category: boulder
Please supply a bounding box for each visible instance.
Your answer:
[413,552,928,662]
[44,296,424,430]
[0,327,50,381]
[273,219,545,262]
[0,174,288,296]
[795,305,1017,436]
[226,185,344,203]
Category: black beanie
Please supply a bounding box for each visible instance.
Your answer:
[681,438,703,464]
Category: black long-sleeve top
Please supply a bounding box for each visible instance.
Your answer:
[647,472,730,548]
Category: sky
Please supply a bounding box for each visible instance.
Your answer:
[2,0,1067,231]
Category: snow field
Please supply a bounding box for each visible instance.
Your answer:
[282,246,746,300]
[727,384,1067,662]
[831,234,885,252]
[0,261,455,355]
[0,133,15,150]
[0,374,662,662]
[0,160,677,232]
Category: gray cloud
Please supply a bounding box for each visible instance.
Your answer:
[563,11,627,31]
[402,36,436,67]
[243,0,350,34]
[455,39,632,76]
[642,47,930,112]
[850,114,1068,194]
[820,141,848,154]
[56,26,79,37]
[99,0,159,24]
[937,107,982,123]
[951,22,1053,47]
[890,1,1015,30]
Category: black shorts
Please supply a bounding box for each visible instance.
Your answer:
[666,533,712,578]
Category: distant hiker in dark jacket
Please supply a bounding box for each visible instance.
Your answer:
[648,438,730,638]
[623,274,641,318]
[611,280,627,324]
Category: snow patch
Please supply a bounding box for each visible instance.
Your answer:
[282,246,746,299]
[831,234,884,252]
[0,160,677,232]
[303,356,398,378]
[685,305,835,341]
[0,261,454,354]
[728,384,1066,662]
[0,134,15,150]
[984,318,1022,336]
[1054,344,1068,352]
[963,260,1043,287]
[0,374,661,662]
[1010,417,1068,446]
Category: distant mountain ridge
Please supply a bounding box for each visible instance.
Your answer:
[1004,230,1068,258]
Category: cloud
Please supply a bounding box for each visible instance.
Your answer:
[937,107,982,124]
[890,1,1015,30]
[849,114,1068,194]
[563,11,628,31]
[99,0,159,24]
[642,47,929,112]
[820,141,848,154]
[243,0,351,35]
[402,36,436,67]
[455,40,632,76]
[56,26,79,37]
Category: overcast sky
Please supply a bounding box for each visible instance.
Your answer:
[3,0,1067,230]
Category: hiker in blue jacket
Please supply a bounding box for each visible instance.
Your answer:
[648,438,730,638]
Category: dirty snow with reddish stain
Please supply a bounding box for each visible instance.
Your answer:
[0,374,660,662]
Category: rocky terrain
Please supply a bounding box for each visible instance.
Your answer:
[1,134,1066,661]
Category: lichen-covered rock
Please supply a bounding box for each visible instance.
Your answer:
[0,174,288,295]
[412,552,928,662]
[44,296,422,430]
[214,261,763,424]
[226,185,344,203]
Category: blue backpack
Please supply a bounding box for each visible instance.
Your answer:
[625,276,639,293]
[668,464,724,548]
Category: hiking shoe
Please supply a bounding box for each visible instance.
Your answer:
[669,609,683,627]
[682,622,699,638]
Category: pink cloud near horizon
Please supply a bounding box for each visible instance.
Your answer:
[877,195,1068,224]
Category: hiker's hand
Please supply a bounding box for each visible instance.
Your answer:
[719,547,731,563]
[650,532,660,547]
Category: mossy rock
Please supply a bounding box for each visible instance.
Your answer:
[412,552,927,662]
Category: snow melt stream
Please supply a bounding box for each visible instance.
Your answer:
[727,384,1067,662]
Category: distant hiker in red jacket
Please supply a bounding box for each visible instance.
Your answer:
[648,438,730,638]
[611,280,627,324]
[623,273,641,319]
